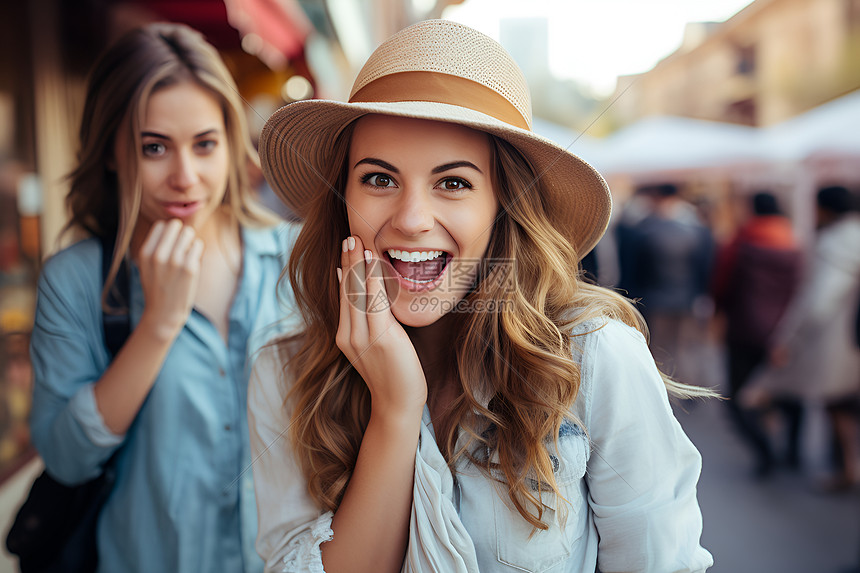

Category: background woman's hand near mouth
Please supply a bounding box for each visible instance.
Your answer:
[136,218,204,343]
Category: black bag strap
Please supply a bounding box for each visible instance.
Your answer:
[94,234,130,470]
[98,234,131,358]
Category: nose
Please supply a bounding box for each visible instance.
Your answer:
[169,149,200,190]
[390,187,435,236]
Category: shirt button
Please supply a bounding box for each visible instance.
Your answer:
[219,368,226,377]
[224,424,232,431]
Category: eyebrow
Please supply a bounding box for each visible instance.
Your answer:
[353,158,483,174]
[354,157,399,172]
[140,129,221,140]
[431,161,483,175]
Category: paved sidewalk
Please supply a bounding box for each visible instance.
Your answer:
[676,395,860,573]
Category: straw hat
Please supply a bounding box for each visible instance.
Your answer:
[260,19,611,256]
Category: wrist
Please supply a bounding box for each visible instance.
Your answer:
[137,312,183,344]
[368,401,424,432]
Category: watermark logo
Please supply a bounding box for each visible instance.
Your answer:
[343,258,400,313]
[343,257,518,314]
[408,296,513,314]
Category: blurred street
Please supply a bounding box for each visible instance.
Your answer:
[674,340,860,573]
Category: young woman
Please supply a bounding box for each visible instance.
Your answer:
[29,23,297,572]
[250,20,713,573]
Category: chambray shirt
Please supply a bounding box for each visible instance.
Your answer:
[249,319,713,572]
[29,224,300,573]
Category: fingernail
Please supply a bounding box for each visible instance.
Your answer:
[347,237,355,251]
[364,250,372,263]
[342,239,348,253]
[336,267,342,282]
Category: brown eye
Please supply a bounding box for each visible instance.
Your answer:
[363,173,395,188]
[439,177,471,191]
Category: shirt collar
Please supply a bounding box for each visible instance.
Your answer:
[241,224,284,258]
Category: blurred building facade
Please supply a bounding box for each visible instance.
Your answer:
[611,0,860,127]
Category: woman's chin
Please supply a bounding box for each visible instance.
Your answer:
[389,298,454,328]
[391,309,445,329]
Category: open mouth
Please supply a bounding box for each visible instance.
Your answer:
[386,249,452,285]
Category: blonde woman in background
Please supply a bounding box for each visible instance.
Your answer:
[29,22,297,572]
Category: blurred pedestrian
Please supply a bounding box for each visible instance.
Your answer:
[745,185,860,490]
[712,191,803,476]
[27,23,296,572]
[616,183,715,383]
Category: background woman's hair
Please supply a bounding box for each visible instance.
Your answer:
[64,22,278,310]
[276,123,712,530]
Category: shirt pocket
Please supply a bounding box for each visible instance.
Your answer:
[493,421,589,573]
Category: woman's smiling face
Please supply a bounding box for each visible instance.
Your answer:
[344,115,499,327]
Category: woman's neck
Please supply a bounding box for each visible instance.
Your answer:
[406,315,465,444]
[405,314,460,406]
[405,319,448,379]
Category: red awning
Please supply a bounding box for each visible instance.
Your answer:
[127,0,310,68]
[225,0,311,68]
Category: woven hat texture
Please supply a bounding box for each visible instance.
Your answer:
[259,19,611,256]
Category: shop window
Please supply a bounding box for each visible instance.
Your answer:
[726,98,757,126]
[736,44,757,76]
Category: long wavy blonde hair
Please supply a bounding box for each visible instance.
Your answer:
[278,120,711,530]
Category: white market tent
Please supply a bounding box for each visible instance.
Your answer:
[589,115,763,176]
[762,89,860,163]
[530,91,860,242]
[572,89,860,242]
[531,89,860,178]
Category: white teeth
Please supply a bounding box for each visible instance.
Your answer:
[387,249,445,263]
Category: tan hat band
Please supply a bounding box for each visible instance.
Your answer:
[349,71,530,131]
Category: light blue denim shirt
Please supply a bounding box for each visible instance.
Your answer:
[29,223,300,573]
[249,319,714,572]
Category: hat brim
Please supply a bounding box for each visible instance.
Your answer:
[259,99,611,256]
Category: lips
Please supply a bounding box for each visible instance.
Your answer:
[161,201,202,219]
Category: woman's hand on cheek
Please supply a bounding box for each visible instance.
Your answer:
[136,219,204,342]
[335,235,427,420]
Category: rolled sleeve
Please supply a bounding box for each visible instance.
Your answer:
[70,383,125,447]
[582,321,713,573]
